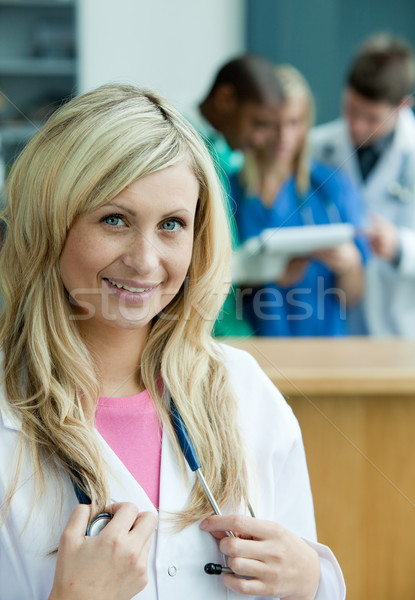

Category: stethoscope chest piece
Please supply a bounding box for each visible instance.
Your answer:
[86,512,112,537]
[387,180,413,203]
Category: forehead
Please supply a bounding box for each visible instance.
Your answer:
[280,96,308,117]
[344,88,396,117]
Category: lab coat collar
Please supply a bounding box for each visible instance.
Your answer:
[0,374,194,522]
[95,428,159,516]
[330,120,363,184]
[0,350,24,432]
[0,388,22,431]
[391,106,415,149]
[158,422,195,518]
[0,394,182,517]
[0,404,21,430]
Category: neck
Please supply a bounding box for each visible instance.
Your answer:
[79,322,151,398]
[259,154,293,206]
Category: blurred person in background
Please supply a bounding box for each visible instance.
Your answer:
[231,65,369,337]
[188,54,284,336]
[311,33,415,337]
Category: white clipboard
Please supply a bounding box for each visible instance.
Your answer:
[231,223,355,285]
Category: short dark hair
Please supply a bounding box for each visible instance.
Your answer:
[346,33,415,105]
[205,54,284,105]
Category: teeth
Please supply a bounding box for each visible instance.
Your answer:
[107,278,152,293]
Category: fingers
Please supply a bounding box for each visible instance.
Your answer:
[201,514,278,542]
[61,504,91,545]
[278,257,310,285]
[104,502,140,533]
[201,515,288,562]
[99,503,158,543]
[370,212,388,226]
[201,515,321,599]
[129,511,158,541]
[54,503,157,600]
[222,572,268,597]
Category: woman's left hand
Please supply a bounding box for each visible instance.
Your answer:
[200,514,320,599]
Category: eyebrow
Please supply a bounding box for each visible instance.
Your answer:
[104,202,195,219]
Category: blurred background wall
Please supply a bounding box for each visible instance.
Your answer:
[79,0,415,122]
[1,0,415,174]
[77,0,245,111]
[246,0,415,123]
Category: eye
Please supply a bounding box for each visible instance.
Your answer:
[161,218,184,232]
[102,214,126,227]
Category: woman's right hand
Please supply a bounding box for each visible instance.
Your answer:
[48,502,158,600]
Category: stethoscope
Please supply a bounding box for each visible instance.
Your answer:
[71,397,256,576]
[321,139,415,204]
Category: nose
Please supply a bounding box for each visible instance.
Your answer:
[122,232,160,275]
[349,117,370,145]
[250,128,269,149]
[278,124,291,144]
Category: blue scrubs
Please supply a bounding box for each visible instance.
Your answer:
[231,160,370,337]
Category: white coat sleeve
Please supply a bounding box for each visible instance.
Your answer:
[398,227,415,276]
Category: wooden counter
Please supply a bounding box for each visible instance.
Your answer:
[223,337,415,600]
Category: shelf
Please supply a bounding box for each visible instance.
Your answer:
[0,0,77,168]
[0,58,76,76]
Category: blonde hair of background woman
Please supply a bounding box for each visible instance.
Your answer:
[0,84,248,526]
[242,64,315,197]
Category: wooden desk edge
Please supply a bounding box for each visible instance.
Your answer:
[220,337,415,397]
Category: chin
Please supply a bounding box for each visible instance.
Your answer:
[351,132,376,147]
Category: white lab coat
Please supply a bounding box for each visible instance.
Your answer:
[311,108,415,336]
[0,344,345,600]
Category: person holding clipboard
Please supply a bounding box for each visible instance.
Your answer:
[231,65,369,336]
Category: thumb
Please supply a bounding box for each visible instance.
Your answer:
[63,504,92,540]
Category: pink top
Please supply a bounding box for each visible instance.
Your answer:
[95,390,162,509]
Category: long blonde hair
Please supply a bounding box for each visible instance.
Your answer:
[242,64,315,197]
[0,84,248,526]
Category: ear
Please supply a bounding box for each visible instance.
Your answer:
[212,84,238,115]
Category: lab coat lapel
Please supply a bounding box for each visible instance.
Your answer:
[363,110,414,204]
[156,426,240,599]
[333,126,362,184]
[364,133,402,201]
[96,430,158,516]
[94,433,161,600]
[158,424,194,514]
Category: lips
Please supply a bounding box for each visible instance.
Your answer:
[105,277,155,293]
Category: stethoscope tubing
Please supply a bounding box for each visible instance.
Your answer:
[72,396,255,543]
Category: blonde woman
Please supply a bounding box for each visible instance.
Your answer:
[0,84,345,600]
[232,65,369,336]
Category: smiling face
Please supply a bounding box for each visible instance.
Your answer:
[59,161,199,340]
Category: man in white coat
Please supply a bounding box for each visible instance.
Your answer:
[311,34,415,337]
